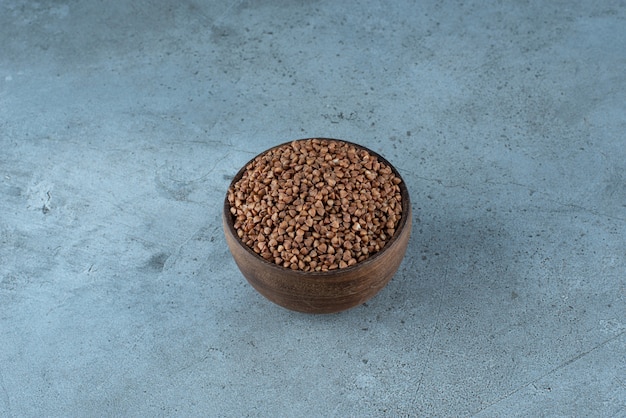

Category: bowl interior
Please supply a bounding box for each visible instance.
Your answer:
[223,138,411,278]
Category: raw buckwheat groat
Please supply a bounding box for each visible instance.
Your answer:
[227,139,402,271]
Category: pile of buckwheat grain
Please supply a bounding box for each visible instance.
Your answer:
[227,138,403,272]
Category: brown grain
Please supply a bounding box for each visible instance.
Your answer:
[227,139,403,272]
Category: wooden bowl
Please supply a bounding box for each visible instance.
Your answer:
[223,138,412,314]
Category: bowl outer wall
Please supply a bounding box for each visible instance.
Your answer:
[222,138,412,313]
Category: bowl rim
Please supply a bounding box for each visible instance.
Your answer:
[223,137,411,278]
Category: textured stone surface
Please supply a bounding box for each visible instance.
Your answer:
[1,1,624,416]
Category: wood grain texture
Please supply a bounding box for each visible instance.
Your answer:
[223,139,412,314]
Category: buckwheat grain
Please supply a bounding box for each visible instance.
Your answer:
[227,139,402,272]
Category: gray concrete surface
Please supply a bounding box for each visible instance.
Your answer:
[1,0,625,416]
